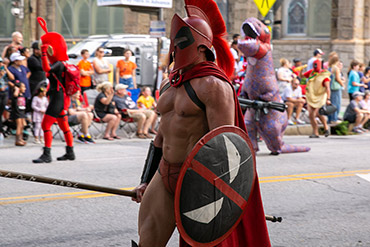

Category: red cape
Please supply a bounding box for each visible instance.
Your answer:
[171,62,271,247]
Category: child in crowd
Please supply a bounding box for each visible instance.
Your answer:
[12,81,27,146]
[31,87,48,144]
[137,86,158,134]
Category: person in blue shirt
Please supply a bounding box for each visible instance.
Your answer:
[7,52,31,100]
[347,60,367,100]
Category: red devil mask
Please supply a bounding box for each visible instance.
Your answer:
[37,17,68,64]
[313,59,322,73]
[169,5,214,73]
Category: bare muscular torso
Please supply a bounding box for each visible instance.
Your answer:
[156,75,236,163]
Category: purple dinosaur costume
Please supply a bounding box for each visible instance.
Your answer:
[238,17,310,154]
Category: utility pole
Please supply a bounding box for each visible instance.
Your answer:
[22,0,32,47]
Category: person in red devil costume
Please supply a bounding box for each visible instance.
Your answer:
[131,1,271,246]
[32,17,75,163]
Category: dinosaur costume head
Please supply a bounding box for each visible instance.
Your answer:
[239,17,271,59]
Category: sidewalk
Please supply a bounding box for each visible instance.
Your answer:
[285,97,349,135]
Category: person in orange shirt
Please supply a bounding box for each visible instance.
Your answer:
[77,49,94,94]
[116,49,137,89]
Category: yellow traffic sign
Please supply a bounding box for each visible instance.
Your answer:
[254,0,276,17]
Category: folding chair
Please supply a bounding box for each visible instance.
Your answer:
[83,89,107,139]
[119,109,137,139]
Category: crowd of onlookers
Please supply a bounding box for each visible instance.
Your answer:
[230,33,370,136]
[0,31,158,147]
[2,30,370,147]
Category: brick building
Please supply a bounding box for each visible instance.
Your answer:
[0,0,368,69]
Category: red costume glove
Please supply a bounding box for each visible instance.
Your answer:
[40,44,51,73]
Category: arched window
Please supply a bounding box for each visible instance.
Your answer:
[0,2,16,38]
[96,6,109,34]
[287,0,306,34]
[113,8,124,33]
[78,1,90,35]
[309,0,331,36]
[61,2,73,37]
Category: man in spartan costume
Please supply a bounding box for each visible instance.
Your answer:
[32,17,75,163]
[132,1,271,246]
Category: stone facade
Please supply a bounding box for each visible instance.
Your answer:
[1,0,369,72]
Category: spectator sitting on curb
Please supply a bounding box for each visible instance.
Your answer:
[113,84,155,139]
[343,91,370,133]
[68,90,95,144]
[281,78,306,125]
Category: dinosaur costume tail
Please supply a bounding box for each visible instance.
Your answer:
[281,143,311,153]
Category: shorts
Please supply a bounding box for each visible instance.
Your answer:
[344,114,356,123]
[159,158,183,195]
[119,77,134,89]
[68,114,79,125]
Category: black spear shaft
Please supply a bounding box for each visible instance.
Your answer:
[0,169,136,198]
[0,169,282,222]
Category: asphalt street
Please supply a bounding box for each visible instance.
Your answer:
[0,132,370,247]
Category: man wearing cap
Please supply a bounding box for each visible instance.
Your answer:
[7,53,31,100]
[343,91,370,133]
[28,42,46,96]
[307,48,325,71]
[113,84,156,139]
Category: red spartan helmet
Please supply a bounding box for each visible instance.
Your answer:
[37,17,68,63]
[313,59,322,72]
[169,5,214,72]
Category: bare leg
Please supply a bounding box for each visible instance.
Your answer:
[308,105,319,135]
[111,113,121,137]
[143,111,155,135]
[138,172,176,247]
[295,102,303,119]
[286,102,294,120]
[102,114,116,138]
[355,113,363,127]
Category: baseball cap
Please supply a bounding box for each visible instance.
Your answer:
[115,84,128,90]
[353,91,364,98]
[10,52,25,62]
[0,57,3,63]
[31,41,40,50]
[314,48,325,56]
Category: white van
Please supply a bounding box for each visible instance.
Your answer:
[67,34,170,89]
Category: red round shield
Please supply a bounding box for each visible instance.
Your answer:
[174,125,256,246]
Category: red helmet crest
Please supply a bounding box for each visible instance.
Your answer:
[37,17,68,63]
[169,0,234,78]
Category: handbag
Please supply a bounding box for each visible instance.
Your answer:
[319,104,337,115]
[330,69,342,91]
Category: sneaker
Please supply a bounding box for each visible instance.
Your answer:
[77,135,87,143]
[84,135,95,144]
[353,127,363,134]
[288,119,294,125]
[359,127,369,133]
[296,119,305,125]
[34,138,41,144]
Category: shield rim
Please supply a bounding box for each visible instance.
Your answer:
[174,125,257,247]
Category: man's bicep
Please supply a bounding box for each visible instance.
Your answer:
[204,83,235,130]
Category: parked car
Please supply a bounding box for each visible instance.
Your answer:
[67,34,170,89]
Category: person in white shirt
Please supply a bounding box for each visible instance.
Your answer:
[277,58,296,96]
[281,78,306,125]
[307,48,324,71]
